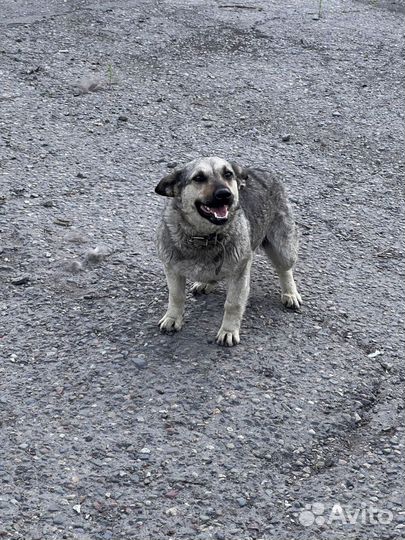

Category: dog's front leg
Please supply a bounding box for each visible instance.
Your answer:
[216,258,252,347]
[159,266,186,332]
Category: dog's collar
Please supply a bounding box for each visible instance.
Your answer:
[186,232,225,248]
[185,232,226,275]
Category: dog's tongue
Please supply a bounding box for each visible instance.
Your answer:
[213,205,229,219]
[203,204,229,219]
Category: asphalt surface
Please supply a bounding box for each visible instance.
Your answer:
[0,1,404,539]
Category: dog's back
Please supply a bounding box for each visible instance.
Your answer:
[240,168,296,253]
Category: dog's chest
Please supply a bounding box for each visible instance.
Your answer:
[172,249,238,282]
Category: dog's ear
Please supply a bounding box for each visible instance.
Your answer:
[231,162,248,189]
[155,169,182,197]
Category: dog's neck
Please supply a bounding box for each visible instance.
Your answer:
[168,212,229,275]
[170,206,229,248]
[183,231,227,275]
[185,231,225,248]
[164,205,244,275]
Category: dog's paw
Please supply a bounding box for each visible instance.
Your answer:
[191,282,216,295]
[216,327,240,347]
[281,291,302,309]
[158,313,183,332]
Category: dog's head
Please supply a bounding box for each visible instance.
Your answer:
[155,157,248,230]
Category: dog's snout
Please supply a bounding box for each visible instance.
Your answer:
[214,187,233,203]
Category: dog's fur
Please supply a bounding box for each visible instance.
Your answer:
[155,157,302,346]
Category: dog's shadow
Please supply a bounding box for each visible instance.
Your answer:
[184,274,283,336]
[109,255,298,356]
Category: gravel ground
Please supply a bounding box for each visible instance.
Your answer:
[0,1,404,539]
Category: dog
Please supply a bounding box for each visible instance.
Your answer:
[154,156,302,346]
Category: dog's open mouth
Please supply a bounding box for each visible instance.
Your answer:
[196,201,230,225]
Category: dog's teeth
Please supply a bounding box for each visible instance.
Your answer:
[200,203,229,219]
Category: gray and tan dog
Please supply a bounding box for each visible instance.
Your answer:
[155,157,302,346]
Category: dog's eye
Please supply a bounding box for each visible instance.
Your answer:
[223,170,233,179]
[193,174,206,183]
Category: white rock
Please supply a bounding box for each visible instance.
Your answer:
[73,504,81,514]
[367,350,383,358]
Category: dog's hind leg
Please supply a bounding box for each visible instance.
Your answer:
[276,268,302,309]
[262,212,302,309]
[191,281,217,295]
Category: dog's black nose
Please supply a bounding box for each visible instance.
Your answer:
[214,187,233,203]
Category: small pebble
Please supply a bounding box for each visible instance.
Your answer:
[368,350,383,358]
[11,275,30,286]
[236,497,247,507]
[281,134,291,142]
[118,115,128,122]
[54,217,72,227]
[381,361,392,371]
[132,356,148,369]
